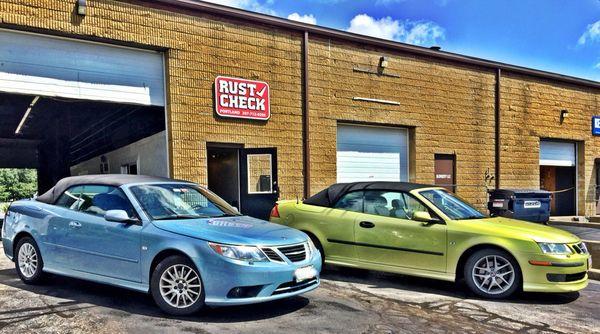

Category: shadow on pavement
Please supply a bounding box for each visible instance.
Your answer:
[320,266,580,305]
[0,267,310,323]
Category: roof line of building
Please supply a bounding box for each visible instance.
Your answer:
[143,0,600,90]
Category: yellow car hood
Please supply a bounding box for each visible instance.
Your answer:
[459,217,580,244]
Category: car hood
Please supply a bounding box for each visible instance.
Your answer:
[152,215,308,246]
[462,217,580,243]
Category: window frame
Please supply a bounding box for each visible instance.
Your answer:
[53,183,140,221]
[333,190,365,213]
[340,189,443,223]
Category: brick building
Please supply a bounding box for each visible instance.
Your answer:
[0,0,599,219]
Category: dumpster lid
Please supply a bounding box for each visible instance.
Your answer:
[489,189,551,198]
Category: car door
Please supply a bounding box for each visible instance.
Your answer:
[317,191,364,262]
[60,185,142,282]
[354,190,447,272]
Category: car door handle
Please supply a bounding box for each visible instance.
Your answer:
[69,221,82,229]
[359,221,375,229]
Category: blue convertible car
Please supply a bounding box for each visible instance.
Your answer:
[1,175,321,315]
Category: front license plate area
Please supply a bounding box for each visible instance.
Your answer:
[295,266,317,283]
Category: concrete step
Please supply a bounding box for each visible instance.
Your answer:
[589,269,600,281]
[584,240,600,270]
[589,216,600,224]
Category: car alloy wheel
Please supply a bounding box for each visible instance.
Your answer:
[472,255,515,295]
[464,248,521,299]
[159,264,202,309]
[15,237,45,284]
[18,242,38,278]
[151,255,205,315]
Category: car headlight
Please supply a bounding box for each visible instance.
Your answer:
[208,242,268,262]
[537,243,573,255]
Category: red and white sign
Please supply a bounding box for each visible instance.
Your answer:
[215,76,270,120]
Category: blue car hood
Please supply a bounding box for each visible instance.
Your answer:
[151,215,307,246]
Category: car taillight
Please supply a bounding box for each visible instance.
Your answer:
[270,204,280,218]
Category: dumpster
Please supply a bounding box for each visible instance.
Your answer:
[488,189,551,223]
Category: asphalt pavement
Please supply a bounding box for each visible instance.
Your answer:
[0,244,599,334]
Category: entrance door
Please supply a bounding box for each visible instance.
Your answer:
[239,148,278,220]
[434,154,456,192]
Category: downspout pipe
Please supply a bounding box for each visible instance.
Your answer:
[495,68,501,189]
[302,31,311,199]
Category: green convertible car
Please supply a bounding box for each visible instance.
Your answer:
[270,182,591,298]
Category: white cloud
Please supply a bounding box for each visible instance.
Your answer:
[202,0,276,15]
[578,20,600,45]
[595,62,600,70]
[347,14,445,46]
[287,13,317,25]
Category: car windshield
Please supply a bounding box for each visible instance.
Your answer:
[130,184,240,220]
[419,189,486,220]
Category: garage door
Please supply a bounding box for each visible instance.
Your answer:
[540,140,576,167]
[0,29,164,106]
[337,124,409,183]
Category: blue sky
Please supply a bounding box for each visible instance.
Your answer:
[206,0,600,81]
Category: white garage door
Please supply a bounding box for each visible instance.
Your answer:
[337,124,409,183]
[540,140,576,167]
[0,29,165,106]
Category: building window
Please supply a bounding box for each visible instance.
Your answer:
[247,154,273,194]
[121,163,138,175]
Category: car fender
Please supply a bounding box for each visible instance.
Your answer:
[141,226,209,285]
[448,234,535,277]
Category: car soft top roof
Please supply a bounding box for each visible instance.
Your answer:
[303,182,436,208]
[36,174,189,204]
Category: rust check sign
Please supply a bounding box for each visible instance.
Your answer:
[215,76,270,120]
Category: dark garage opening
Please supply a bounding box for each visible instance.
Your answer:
[0,92,167,194]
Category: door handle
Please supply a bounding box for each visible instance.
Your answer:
[69,221,82,229]
[359,221,375,229]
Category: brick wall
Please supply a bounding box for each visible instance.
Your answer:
[500,73,600,215]
[307,36,497,208]
[1,0,599,214]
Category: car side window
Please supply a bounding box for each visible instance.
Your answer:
[333,191,364,213]
[78,185,137,219]
[364,190,431,221]
[55,186,85,211]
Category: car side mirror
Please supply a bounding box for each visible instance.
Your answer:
[105,210,137,224]
[413,211,441,225]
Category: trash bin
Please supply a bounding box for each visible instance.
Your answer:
[488,189,551,223]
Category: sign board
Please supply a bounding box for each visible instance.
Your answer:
[215,76,270,120]
[593,116,600,136]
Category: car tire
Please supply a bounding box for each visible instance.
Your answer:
[464,248,521,299]
[151,255,205,316]
[15,236,45,284]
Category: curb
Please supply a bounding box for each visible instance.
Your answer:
[548,221,600,229]
[589,269,600,281]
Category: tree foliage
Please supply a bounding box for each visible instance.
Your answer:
[0,169,37,202]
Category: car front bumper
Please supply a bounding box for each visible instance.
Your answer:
[194,251,322,306]
[520,252,590,293]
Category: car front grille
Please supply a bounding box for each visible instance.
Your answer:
[261,243,308,263]
[261,248,285,262]
[547,272,587,283]
[571,242,589,255]
[277,244,307,262]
